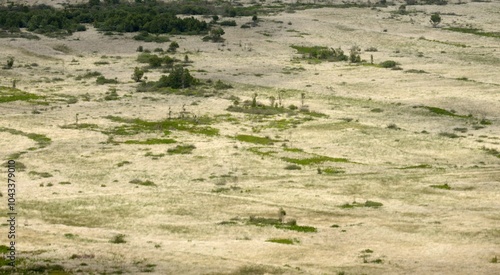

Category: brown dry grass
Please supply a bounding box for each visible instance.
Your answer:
[0,1,499,274]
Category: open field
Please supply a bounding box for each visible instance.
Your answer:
[0,0,499,274]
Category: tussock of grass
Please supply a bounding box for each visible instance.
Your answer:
[236,135,277,145]
[266,238,298,245]
[322,167,345,174]
[247,217,317,232]
[116,161,131,167]
[109,234,126,244]
[482,147,500,158]
[430,183,451,190]
[439,132,460,138]
[405,69,428,74]
[167,144,195,154]
[340,200,383,208]
[284,164,301,170]
[130,179,156,186]
[29,171,53,178]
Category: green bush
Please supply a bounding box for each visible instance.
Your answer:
[167,144,196,154]
[130,179,156,186]
[379,60,398,68]
[96,76,118,85]
[220,20,237,26]
[157,66,196,89]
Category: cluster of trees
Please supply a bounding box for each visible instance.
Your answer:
[136,66,197,92]
[0,1,210,36]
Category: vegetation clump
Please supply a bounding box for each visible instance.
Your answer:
[430,183,451,190]
[167,144,196,154]
[130,179,156,187]
[266,238,299,245]
[340,200,383,208]
[291,45,348,62]
[0,2,210,37]
[247,216,317,233]
[235,135,277,145]
[104,115,218,137]
[0,86,41,103]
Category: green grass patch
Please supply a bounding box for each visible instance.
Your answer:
[266,238,298,245]
[130,179,156,186]
[444,27,500,39]
[104,115,218,137]
[275,224,317,232]
[0,127,51,148]
[340,200,383,209]
[236,135,277,145]
[0,86,42,103]
[282,156,348,165]
[430,183,451,190]
[247,217,317,233]
[423,106,467,118]
[167,144,195,154]
[124,138,176,145]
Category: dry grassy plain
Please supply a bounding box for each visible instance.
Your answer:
[1,0,499,274]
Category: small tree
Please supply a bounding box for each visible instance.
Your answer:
[168,41,179,53]
[158,66,195,89]
[148,55,162,68]
[6,57,14,69]
[131,67,144,82]
[251,93,258,108]
[349,46,361,63]
[163,56,175,70]
[430,13,441,28]
[209,27,225,42]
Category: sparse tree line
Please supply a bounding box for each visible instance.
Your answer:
[0,1,213,36]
